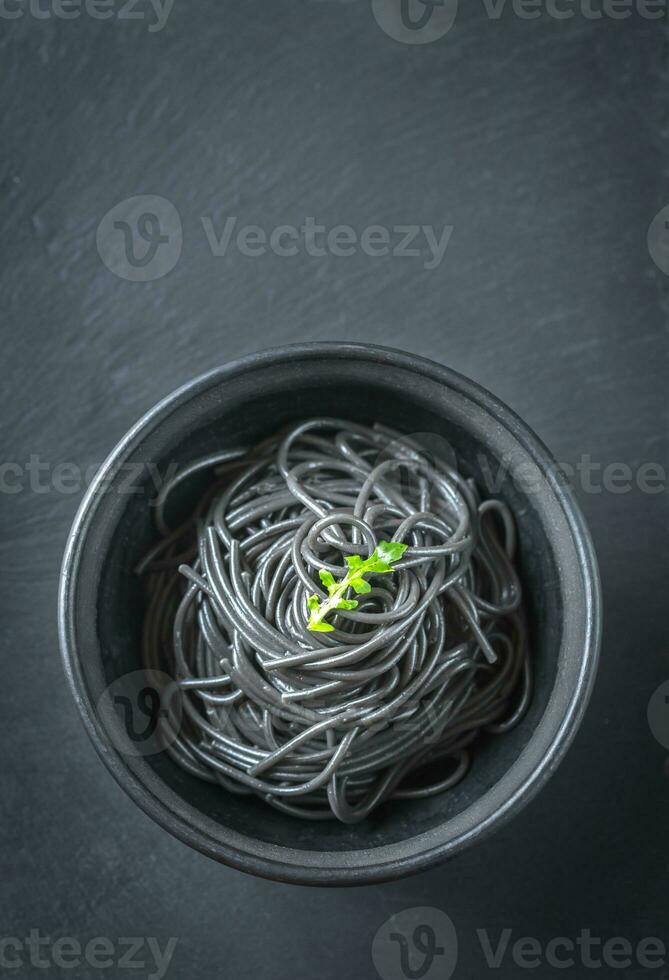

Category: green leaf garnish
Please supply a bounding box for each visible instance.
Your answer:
[376,540,408,563]
[306,540,408,632]
[345,555,364,570]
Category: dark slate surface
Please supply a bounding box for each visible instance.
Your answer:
[1,2,667,978]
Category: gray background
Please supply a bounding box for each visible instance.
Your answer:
[1,1,668,978]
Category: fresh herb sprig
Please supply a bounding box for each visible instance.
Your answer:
[307,540,408,632]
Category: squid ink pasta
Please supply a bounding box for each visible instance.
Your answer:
[138,418,531,824]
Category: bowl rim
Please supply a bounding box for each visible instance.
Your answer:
[58,342,602,885]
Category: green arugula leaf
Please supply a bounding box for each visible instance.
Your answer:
[309,620,335,632]
[307,540,408,632]
[376,540,408,563]
[338,598,359,610]
[318,569,336,590]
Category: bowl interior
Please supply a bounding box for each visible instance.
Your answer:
[74,354,567,859]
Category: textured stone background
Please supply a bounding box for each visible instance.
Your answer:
[1,1,667,978]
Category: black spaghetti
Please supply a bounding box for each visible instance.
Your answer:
[138,418,531,823]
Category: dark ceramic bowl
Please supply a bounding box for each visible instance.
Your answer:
[58,343,601,885]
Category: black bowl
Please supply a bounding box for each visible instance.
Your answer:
[58,343,601,885]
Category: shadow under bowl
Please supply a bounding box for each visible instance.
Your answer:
[58,343,601,885]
